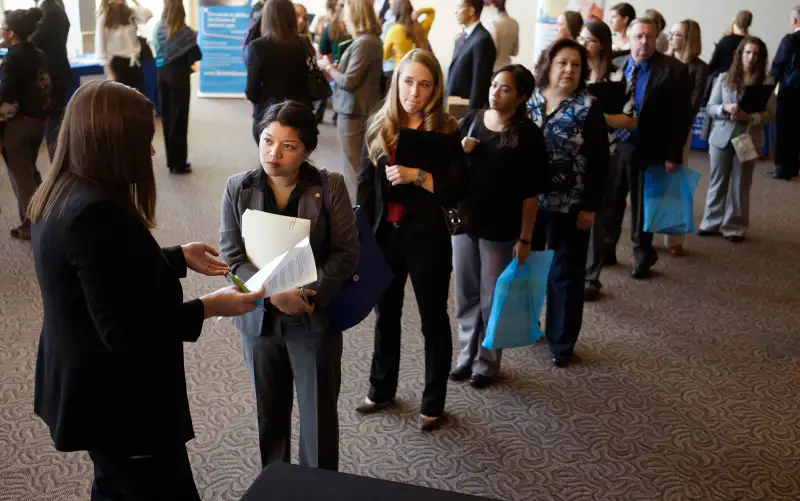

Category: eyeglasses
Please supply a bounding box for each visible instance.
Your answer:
[576,36,599,45]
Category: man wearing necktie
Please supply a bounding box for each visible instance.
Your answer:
[605,17,692,279]
[445,0,496,111]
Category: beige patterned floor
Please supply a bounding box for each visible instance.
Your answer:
[1,88,799,501]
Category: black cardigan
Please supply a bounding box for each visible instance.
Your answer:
[0,42,47,119]
[356,130,467,236]
[32,179,205,454]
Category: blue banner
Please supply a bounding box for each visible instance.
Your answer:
[197,0,250,97]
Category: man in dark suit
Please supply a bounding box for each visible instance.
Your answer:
[605,17,692,279]
[769,6,800,180]
[445,0,496,111]
[31,0,72,161]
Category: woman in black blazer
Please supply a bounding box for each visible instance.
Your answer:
[356,49,466,431]
[245,0,313,143]
[28,80,262,500]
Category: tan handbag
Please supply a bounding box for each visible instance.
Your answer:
[731,125,759,164]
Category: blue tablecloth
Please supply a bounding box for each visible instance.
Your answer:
[67,55,159,114]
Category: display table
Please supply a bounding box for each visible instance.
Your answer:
[240,464,499,501]
[67,54,159,114]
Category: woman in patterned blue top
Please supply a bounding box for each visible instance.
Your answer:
[527,38,610,368]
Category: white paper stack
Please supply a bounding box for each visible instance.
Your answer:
[241,209,318,297]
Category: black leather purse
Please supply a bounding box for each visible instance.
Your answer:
[304,39,332,101]
[442,113,480,236]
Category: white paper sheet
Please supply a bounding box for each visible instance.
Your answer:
[245,237,318,297]
[241,209,311,270]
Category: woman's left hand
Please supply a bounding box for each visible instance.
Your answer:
[576,211,595,230]
[386,165,418,186]
[182,243,231,277]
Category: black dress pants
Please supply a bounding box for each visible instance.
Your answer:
[44,87,66,161]
[605,141,657,267]
[531,211,590,359]
[110,57,145,95]
[157,64,191,170]
[88,446,201,501]
[775,87,800,179]
[368,222,453,417]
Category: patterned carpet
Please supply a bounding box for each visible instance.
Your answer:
[1,88,799,501]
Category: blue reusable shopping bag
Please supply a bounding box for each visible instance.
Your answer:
[482,251,554,350]
[643,165,703,235]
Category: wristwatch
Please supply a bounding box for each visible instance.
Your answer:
[414,169,427,186]
[518,238,531,245]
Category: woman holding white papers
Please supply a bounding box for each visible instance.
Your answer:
[356,49,466,431]
[219,100,359,471]
[29,81,263,499]
[699,37,774,243]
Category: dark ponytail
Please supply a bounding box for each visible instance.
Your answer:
[4,8,43,40]
[494,64,536,149]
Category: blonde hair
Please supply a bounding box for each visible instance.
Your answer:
[727,10,752,35]
[366,49,457,164]
[671,19,702,62]
[344,0,381,37]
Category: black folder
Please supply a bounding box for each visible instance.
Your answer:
[737,84,776,114]
[587,81,627,114]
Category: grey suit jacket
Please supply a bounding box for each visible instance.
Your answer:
[332,34,383,117]
[219,165,359,337]
[707,73,776,152]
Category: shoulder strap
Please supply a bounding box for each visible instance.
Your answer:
[467,110,481,137]
[319,168,331,215]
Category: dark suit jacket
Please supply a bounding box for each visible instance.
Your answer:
[32,179,205,455]
[770,31,800,91]
[619,51,692,167]
[30,0,72,92]
[686,57,709,115]
[445,23,496,110]
[357,130,467,236]
[245,35,313,119]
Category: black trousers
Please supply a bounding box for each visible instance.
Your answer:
[369,222,453,417]
[110,57,145,95]
[88,446,201,501]
[532,211,590,359]
[157,65,191,170]
[44,87,66,161]
[775,88,800,179]
[606,141,657,267]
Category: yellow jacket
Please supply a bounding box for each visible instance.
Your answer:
[383,8,435,65]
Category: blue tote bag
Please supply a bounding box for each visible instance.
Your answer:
[320,171,394,332]
[643,165,703,235]
[482,251,554,350]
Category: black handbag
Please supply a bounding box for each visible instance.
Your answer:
[138,36,153,62]
[304,39,332,101]
[442,113,480,236]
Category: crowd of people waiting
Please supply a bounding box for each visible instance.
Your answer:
[3,0,799,499]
